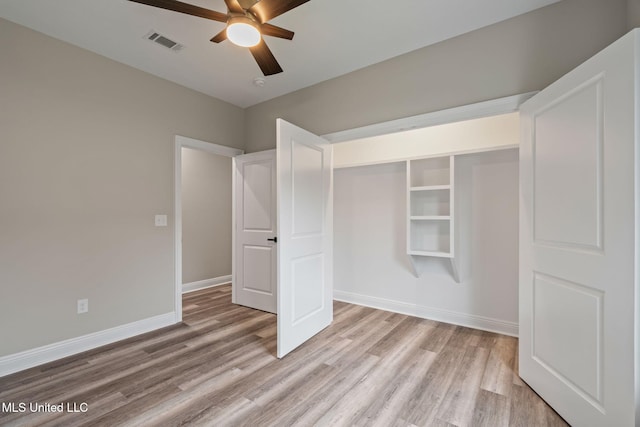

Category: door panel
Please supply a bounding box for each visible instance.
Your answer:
[533,78,602,250]
[233,150,277,313]
[532,272,603,404]
[277,119,333,358]
[242,245,274,293]
[292,142,324,235]
[520,30,637,426]
[291,254,324,323]
[243,161,274,230]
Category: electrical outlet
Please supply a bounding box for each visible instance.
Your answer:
[155,214,167,227]
[77,299,88,314]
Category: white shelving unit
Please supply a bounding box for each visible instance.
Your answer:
[406,156,459,281]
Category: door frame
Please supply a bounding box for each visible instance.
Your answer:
[173,135,243,322]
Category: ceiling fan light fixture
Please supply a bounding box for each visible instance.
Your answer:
[227,16,261,47]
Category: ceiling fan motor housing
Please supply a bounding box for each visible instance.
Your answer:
[226,15,261,47]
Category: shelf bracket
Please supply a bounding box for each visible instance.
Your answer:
[408,255,420,278]
[449,258,460,283]
[409,254,460,282]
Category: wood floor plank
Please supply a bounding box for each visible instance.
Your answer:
[338,306,394,340]
[236,362,339,426]
[512,343,526,387]
[0,285,568,427]
[471,389,511,427]
[172,396,259,427]
[434,345,491,426]
[323,315,403,368]
[152,352,277,426]
[355,348,437,426]
[272,354,381,427]
[89,384,184,426]
[509,383,568,427]
[366,315,425,357]
[419,322,457,353]
[402,333,470,424]
[122,368,246,426]
[315,320,432,426]
[480,335,518,396]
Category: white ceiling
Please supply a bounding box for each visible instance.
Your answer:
[0,0,560,108]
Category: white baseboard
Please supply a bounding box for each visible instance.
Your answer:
[182,274,231,294]
[333,290,518,337]
[0,312,176,378]
[182,275,232,294]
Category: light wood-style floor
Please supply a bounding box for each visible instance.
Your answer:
[0,285,568,426]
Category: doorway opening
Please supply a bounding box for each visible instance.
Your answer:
[174,135,243,322]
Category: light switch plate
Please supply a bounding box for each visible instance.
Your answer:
[155,215,167,227]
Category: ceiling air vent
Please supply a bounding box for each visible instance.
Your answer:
[145,30,184,52]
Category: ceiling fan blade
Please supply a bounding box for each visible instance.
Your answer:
[128,0,227,23]
[210,29,227,43]
[249,39,283,75]
[248,0,310,23]
[223,0,244,13]
[260,23,294,40]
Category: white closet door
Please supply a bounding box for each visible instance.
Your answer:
[277,119,333,358]
[233,150,277,313]
[519,30,638,426]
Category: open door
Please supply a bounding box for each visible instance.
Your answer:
[233,150,277,314]
[277,119,333,358]
[519,30,638,426]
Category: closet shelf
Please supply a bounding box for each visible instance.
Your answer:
[410,185,450,192]
[410,215,451,221]
[408,250,453,258]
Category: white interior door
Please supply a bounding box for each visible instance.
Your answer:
[519,30,637,426]
[277,119,333,358]
[232,150,277,314]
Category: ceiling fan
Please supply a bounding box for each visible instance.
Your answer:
[128,0,311,75]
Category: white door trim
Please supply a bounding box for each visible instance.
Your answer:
[174,135,243,322]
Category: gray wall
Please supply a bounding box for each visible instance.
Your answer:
[181,148,232,284]
[244,0,629,153]
[629,0,640,29]
[0,18,244,356]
